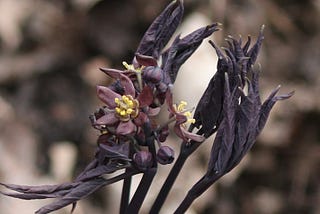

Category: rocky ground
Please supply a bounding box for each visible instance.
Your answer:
[0,0,319,213]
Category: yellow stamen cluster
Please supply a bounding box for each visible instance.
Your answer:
[114,95,139,121]
[176,101,196,124]
[122,61,143,73]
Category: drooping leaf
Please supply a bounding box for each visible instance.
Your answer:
[0,182,80,200]
[98,142,130,162]
[35,178,108,214]
[75,163,122,182]
[75,159,99,182]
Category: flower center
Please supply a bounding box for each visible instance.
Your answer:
[176,101,196,124]
[114,95,139,121]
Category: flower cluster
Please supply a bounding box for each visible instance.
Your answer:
[0,1,293,214]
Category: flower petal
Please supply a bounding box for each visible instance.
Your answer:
[95,113,119,126]
[100,68,136,97]
[137,85,154,107]
[99,68,124,78]
[175,113,187,125]
[96,86,121,108]
[173,125,187,142]
[180,126,205,142]
[135,53,158,66]
[147,107,161,116]
[116,120,136,135]
[165,90,175,113]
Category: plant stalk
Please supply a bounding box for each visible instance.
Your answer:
[174,174,221,213]
[125,167,157,214]
[150,140,202,213]
[125,122,158,214]
[119,168,132,214]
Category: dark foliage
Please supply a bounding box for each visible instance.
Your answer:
[0,1,293,214]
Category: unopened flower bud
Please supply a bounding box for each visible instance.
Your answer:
[159,125,169,142]
[133,151,153,170]
[143,66,163,84]
[157,146,175,165]
[156,82,168,93]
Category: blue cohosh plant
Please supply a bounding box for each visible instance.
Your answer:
[0,1,294,213]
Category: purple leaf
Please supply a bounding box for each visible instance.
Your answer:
[0,182,80,200]
[192,72,224,137]
[247,25,265,67]
[207,73,236,173]
[136,0,184,59]
[257,86,294,135]
[98,142,130,162]
[75,163,120,182]
[35,178,108,214]
[162,23,220,84]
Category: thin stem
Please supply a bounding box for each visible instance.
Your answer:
[174,174,221,214]
[125,167,157,214]
[150,141,202,213]
[174,192,196,214]
[103,169,140,187]
[149,153,187,213]
[119,168,132,214]
[120,143,135,214]
[125,122,158,214]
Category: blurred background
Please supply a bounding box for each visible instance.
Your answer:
[0,0,319,213]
